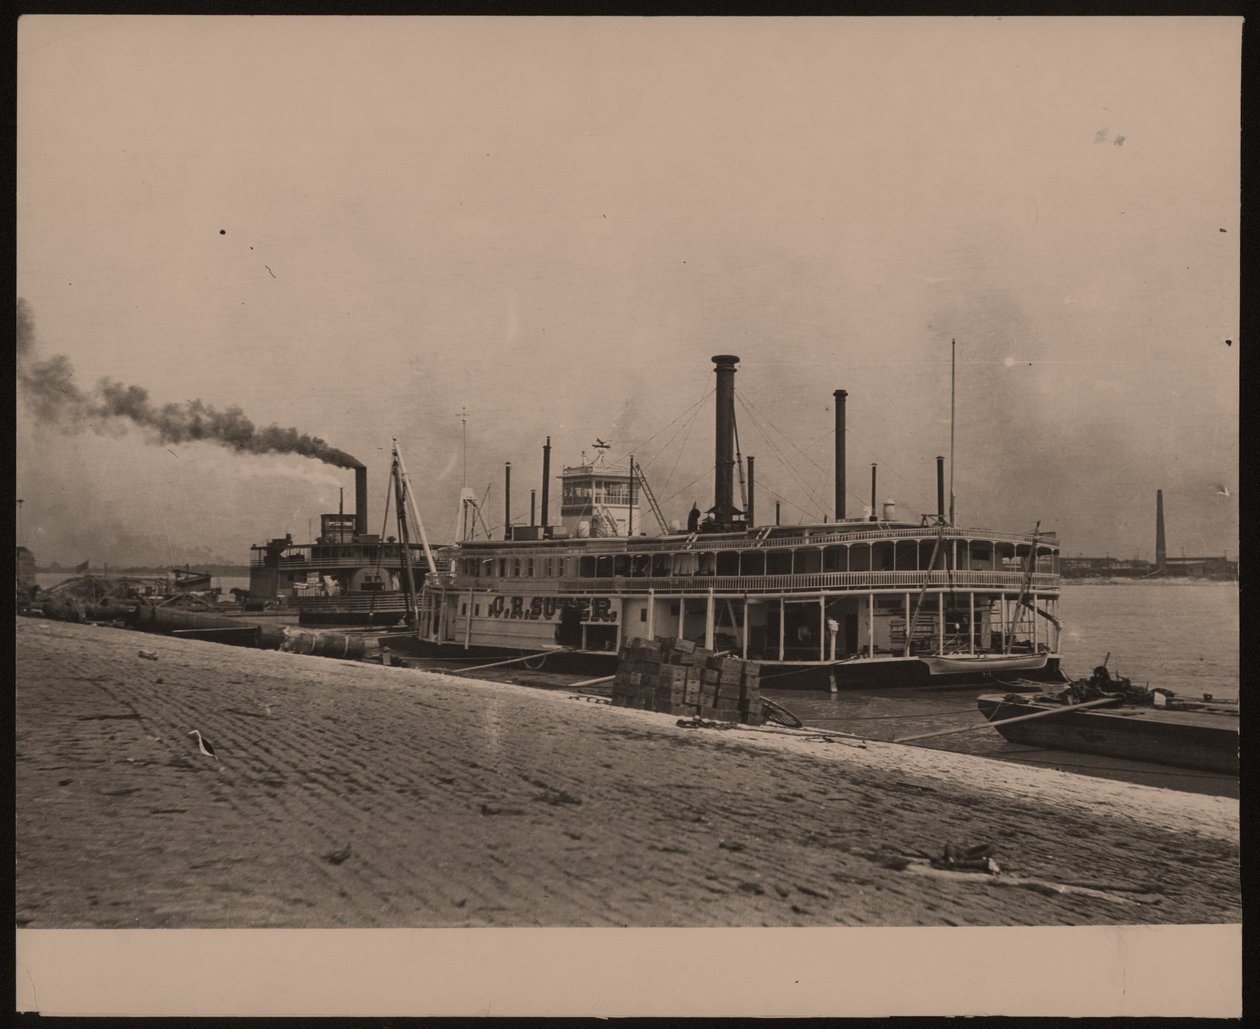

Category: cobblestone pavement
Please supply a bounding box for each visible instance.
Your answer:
[15,619,1240,928]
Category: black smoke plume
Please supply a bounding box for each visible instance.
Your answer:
[15,297,363,469]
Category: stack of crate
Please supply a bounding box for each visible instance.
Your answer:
[611,637,762,724]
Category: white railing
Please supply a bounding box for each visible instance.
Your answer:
[435,569,1060,594]
[455,524,1056,558]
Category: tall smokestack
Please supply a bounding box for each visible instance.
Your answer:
[712,355,739,526]
[504,462,512,540]
[936,456,945,522]
[870,463,878,521]
[530,489,536,527]
[833,389,848,521]
[747,455,755,527]
[540,436,551,538]
[1156,489,1167,572]
[354,466,368,536]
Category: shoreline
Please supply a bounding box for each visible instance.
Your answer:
[16,618,1239,928]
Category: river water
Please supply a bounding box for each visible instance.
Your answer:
[775,583,1239,797]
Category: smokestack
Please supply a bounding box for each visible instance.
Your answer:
[504,462,512,540]
[870,463,878,521]
[834,389,848,520]
[747,455,755,527]
[1156,489,1167,572]
[936,456,945,522]
[775,501,781,526]
[530,489,536,527]
[354,466,368,536]
[540,436,551,538]
[712,355,739,526]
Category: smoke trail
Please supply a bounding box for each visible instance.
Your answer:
[15,297,363,469]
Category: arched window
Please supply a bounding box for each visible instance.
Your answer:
[873,542,894,570]
[766,549,792,575]
[823,545,847,572]
[794,549,821,574]
[672,552,698,576]
[850,543,871,572]
[740,550,766,576]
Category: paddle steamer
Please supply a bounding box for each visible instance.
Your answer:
[248,462,434,626]
[413,355,1063,688]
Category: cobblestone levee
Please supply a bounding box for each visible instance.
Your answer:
[15,620,1240,928]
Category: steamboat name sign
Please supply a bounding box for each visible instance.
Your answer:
[485,595,618,623]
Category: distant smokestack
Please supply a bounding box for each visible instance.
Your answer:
[747,456,755,527]
[870,464,878,521]
[775,500,781,526]
[496,463,506,541]
[1156,489,1167,571]
[355,466,368,536]
[530,489,536,527]
[834,389,848,520]
[936,456,945,521]
[540,436,551,538]
[712,355,739,525]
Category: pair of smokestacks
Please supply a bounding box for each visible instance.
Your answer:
[503,437,554,540]
[714,357,948,527]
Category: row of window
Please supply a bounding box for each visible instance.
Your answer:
[460,542,1057,580]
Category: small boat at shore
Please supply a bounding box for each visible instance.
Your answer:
[977,685,1239,775]
[922,652,1056,677]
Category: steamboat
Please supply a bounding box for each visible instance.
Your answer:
[411,355,1064,688]
[248,458,436,626]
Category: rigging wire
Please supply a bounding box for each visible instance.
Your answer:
[736,387,935,518]
[655,382,712,504]
[734,397,831,518]
[606,386,715,470]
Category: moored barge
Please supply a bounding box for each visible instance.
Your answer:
[977,692,1239,775]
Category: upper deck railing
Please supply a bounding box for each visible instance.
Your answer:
[435,569,1060,594]
[249,544,429,569]
[454,523,1057,557]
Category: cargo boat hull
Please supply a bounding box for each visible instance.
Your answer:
[393,637,1063,689]
[977,694,1239,775]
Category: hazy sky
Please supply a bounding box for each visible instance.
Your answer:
[16,16,1239,567]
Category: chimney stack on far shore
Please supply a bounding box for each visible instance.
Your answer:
[1155,489,1167,572]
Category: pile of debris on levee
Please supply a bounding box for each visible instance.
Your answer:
[34,575,171,623]
[611,637,763,724]
[30,575,363,661]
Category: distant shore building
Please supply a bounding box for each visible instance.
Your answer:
[15,546,36,593]
[1060,555,1152,578]
[1162,556,1237,578]
[1060,553,1235,579]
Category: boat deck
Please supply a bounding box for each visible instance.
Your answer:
[977,694,1238,775]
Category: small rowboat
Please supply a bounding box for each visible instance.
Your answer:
[977,692,1239,775]
[922,652,1053,677]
